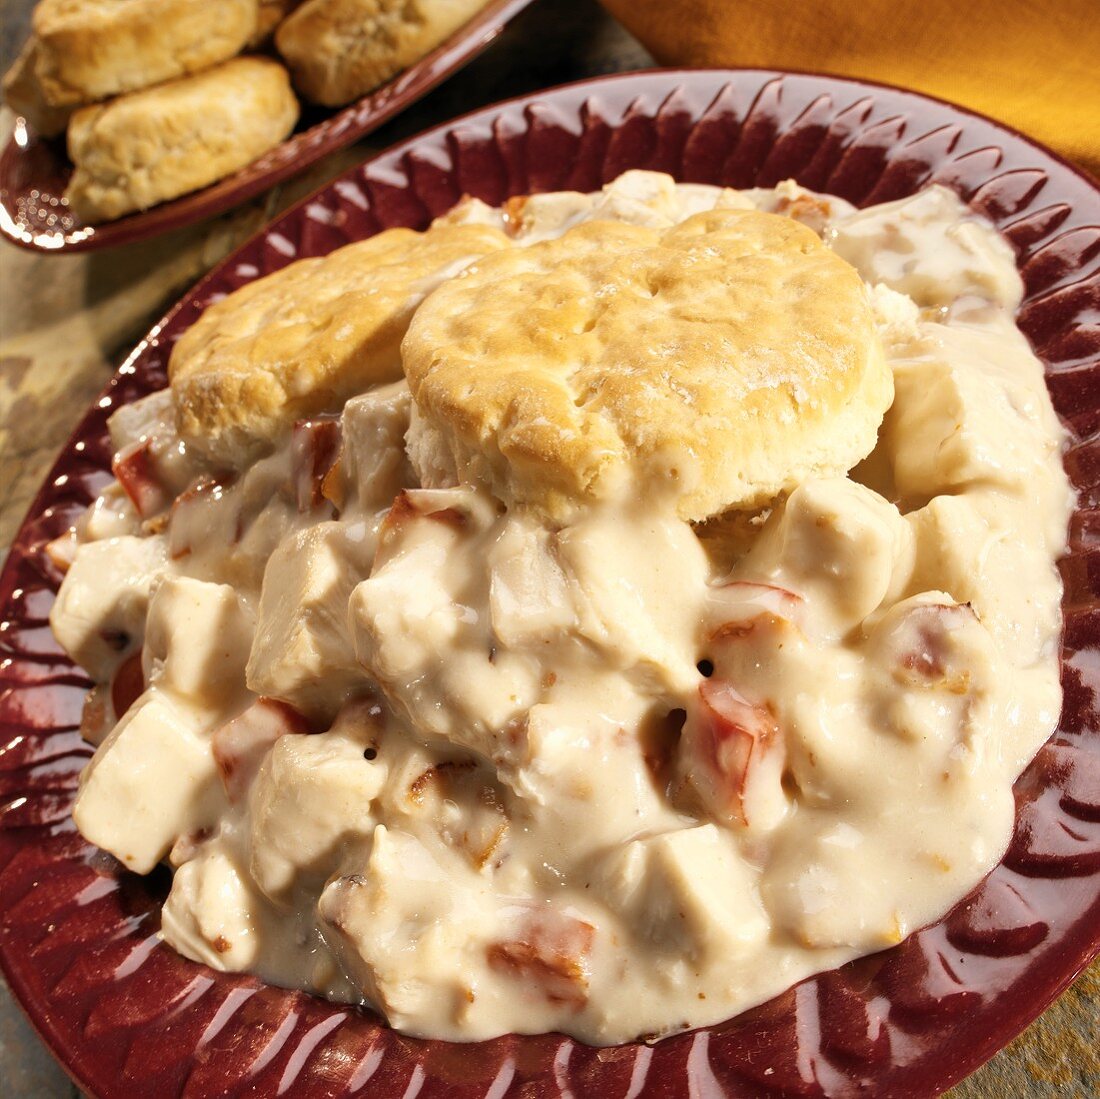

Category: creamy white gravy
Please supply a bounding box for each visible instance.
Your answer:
[49,173,1073,1045]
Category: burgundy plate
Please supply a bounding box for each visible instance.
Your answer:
[0,0,536,254]
[1,70,1099,1098]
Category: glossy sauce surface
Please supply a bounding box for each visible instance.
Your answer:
[48,174,1073,1045]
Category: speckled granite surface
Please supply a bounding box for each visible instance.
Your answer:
[0,0,1096,1094]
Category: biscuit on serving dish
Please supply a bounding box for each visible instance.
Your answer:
[169,223,512,462]
[32,0,259,108]
[403,209,893,522]
[275,0,492,107]
[63,57,299,225]
[1,37,73,137]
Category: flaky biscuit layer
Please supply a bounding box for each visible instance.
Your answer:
[403,209,893,521]
[170,222,511,462]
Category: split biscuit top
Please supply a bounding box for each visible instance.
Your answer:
[32,0,259,107]
[170,223,511,462]
[403,208,894,522]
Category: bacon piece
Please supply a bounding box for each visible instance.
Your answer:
[212,698,310,802]
[488,907,595,1009]
[685,679,783,827]
[292,417,341,513]
[112,438,168,519]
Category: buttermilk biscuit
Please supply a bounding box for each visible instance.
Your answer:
[2,37,74,138]
[32,0,259,107]
[64,58,299,224]
[276,0,491,107]
[170,223,511,463]
[403,209,893,522]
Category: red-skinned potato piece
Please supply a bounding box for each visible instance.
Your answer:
[488,906,595,1009]
[685,678,784,828]
[292,417,342,513]
[213,697,311,802]
[43,531,78,575]
[112,438,168,519]
[711,580,802,627]
[168,473,236,559]
[888,602,978,693]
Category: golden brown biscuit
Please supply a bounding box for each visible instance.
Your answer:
[275,0,490,107]
[1,37,74,137]
[169,223,511,462]
[64,57,299,225]
[403,209,892,521]
[32,0,259,108]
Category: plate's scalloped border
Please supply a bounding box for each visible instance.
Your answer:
[1,70,1098,1099]
[0,0,537,254]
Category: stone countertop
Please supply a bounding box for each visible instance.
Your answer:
[0,0,1096,1094]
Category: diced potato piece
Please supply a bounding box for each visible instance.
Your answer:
[338,381,415,513]
[160,847,263,970]
[597,825,767,958]
[906,494,1063,665]
[75,483,141,543]
[761,821,912,950]
[488,517,575,649]
[50,535,167,680]
[351,489,539,755]
[829,186,1022,308]
[73,688,225,873]
[380,740,509,870]
[212,697,310,803]
[107,388,203,504]
[247,521,373,720]
[318,827,495,1027]
[248,728,384,901]
[862,594,1003,750]
[737,478,912,636]
[513,697,679,855]
[885,322,1065,503]
[106,389,174,453]
[555,508,707,692]
[143,575,253,705]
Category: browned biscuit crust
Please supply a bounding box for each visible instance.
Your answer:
[403,209,893,521]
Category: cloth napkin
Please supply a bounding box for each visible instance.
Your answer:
[599,0,1100,178]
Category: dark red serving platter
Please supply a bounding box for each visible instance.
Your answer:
[1,69,1099,1098]
[0,0,536,254]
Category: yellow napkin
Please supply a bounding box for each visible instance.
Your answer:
[600,0,1100,178]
